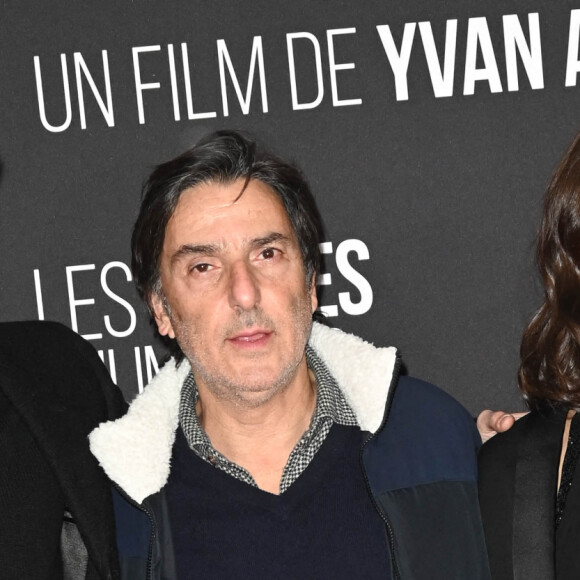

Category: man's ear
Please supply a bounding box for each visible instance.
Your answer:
[150,293,176,339]
[309,273,318,314]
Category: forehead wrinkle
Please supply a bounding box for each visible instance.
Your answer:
[176,179,284,225]
[183,178,251,211]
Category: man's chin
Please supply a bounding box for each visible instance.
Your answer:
[231,389,281,409]
[211,373,292,407]
[191,355,305,407]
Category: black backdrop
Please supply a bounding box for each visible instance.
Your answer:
[2,0,580,414]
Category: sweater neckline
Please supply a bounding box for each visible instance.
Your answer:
[168,423,365,512]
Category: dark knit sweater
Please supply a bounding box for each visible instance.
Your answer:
[165,424,391,579]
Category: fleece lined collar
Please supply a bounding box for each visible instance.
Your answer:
[89,322,398,503]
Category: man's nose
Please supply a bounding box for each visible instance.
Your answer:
[227,261,261,311]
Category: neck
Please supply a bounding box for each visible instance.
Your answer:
[195,359,316,494]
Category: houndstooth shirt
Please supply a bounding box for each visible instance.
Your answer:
[178,346,358,493]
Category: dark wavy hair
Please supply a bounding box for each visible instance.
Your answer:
[519,131,580,411]
[131,130,323,361]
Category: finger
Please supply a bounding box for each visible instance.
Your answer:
[496,413,515,432]
[494,411,528,432]
[477,410,514,443]
[476,409,529,443]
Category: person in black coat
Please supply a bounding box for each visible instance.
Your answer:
[479,129,580,580]
[0,320,127,580]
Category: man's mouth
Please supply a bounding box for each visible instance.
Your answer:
[227,329,273,346]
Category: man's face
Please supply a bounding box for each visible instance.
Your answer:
[152,178,317,407]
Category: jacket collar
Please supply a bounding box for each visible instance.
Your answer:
[89,322,398,503]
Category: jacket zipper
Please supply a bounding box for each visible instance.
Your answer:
[359,351,402,580]
[112,482,156,580]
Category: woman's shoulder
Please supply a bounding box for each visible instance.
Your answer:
[479,407,566,465]
[478,407,568,580]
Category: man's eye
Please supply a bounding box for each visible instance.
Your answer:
[192,263,211,273]
[261,248,277,259]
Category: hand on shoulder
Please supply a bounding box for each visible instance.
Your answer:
[476,409,529,443]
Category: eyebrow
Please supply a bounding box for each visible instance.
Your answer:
[170,243,220,266]
[249,232,291,249]
[169,233,292,266]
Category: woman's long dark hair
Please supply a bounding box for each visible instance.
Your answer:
[520,131,580,411]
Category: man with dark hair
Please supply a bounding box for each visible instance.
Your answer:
[90,130,491,579]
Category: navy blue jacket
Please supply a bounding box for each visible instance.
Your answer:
[90,323,490,579]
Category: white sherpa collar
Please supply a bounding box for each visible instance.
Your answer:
[89,322,398,503]
[308,323,398,433]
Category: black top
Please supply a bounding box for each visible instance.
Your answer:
[479,407,580,580]
[556,412,580,528]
